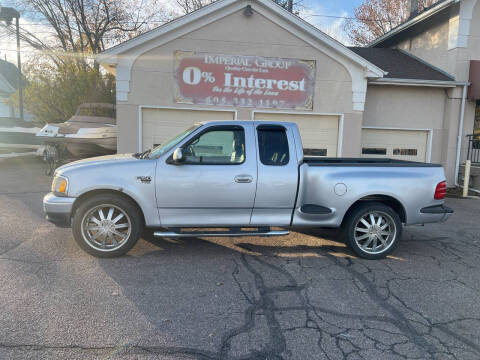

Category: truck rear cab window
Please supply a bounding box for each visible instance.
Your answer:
[257,125,289,166]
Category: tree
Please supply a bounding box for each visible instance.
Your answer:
[1,0,168,122]
[344,0,438,46]
[274,0,294,12]
[176,0,299,14]
[176,0,215,14]
[9,60,115,124]
[3,0,167,68]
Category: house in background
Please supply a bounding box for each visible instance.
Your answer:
[0,59,33,122]
[0,59,20,119]
[0,59,40,156]
[369,0,480,190]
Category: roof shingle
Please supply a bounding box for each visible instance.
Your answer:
[349,47,454,81]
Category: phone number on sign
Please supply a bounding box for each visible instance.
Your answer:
[203,96,289,108]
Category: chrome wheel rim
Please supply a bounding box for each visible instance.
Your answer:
[354,211,396,255]
[81,204,131,252]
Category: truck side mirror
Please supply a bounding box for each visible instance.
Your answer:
[172,148,184,164]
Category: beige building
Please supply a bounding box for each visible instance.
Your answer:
[98,0,479,187]
[369,0,480,189]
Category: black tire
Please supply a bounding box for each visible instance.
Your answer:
[44,159,55,176]
[343,202,402,260]
[72,194,143,257]
[43,144,58,176]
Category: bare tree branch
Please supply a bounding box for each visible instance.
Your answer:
[344,0,438,46]
[7,0,166,67]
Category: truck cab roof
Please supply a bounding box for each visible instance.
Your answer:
[195,120,298,128]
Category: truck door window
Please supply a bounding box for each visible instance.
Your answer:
[257,126,289,166]
[182,126,245,164]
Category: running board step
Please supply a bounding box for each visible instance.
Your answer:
[153,229,289,238]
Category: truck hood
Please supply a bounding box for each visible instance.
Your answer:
[56,153,139,173]
[53,152,156,203]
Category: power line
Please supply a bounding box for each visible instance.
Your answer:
[0,48,96,56]
[2,12,402,27]
[301,13,395,22]
[0,8,410,54]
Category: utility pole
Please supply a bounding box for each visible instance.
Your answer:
[15,16,23,121]
[0,7,23,121]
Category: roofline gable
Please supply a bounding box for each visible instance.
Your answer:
[98,0,235,60]
[397,48,455,80]
[369,0,458,47]
[97,0,385,77]
[98,0,390,111]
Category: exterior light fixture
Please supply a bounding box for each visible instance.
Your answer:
[244,5,253,17]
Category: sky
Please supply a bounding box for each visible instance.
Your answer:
[0,0,365,64]
[303,0,363,15]
[297,0,364,44]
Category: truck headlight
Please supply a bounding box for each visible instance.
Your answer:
[51,175,68,196]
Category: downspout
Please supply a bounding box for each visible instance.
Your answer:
[454,84,468,186]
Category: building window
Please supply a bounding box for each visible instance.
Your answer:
[304,148,327,156]
[362,148,387,155]
[393,148,418,156]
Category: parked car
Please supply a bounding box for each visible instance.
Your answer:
[43,121,452,259]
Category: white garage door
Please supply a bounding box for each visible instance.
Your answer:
[254,112,340,157]
[361,129,429,162]
[142,108,235,150]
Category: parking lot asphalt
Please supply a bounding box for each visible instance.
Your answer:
[1,158,480,359]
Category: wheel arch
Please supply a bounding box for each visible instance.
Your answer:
[342,194,407,225]
[71,189,146,226]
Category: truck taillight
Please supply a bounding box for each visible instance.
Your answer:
[434,181,447,200]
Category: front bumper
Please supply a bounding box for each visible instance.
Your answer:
[43,192,76,228]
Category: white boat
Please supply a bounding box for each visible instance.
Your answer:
[36,103,116,158]
[0,121,42,155]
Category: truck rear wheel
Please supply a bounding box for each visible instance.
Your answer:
[344,202,402,260]
[72,194,143,257]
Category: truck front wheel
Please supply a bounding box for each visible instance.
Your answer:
[344,202,402,260]
[72,194,143,257]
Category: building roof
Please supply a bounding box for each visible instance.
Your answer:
[369,0,456,47]
[97,0,385,79]
[349,47,454,81]
[0,59,23,90]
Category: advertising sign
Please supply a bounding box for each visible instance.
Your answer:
[174,51,315,110]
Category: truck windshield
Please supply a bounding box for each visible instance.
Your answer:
[147,124,201,158]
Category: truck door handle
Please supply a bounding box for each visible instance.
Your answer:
[234,175,253,183]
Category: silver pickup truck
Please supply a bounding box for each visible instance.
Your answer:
[43,120,452,259]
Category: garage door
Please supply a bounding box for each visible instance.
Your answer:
[142,108,235,150]
[254,112,339,157]
[361,129,429,162]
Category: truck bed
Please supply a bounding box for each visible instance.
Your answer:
[303,157,442,167]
